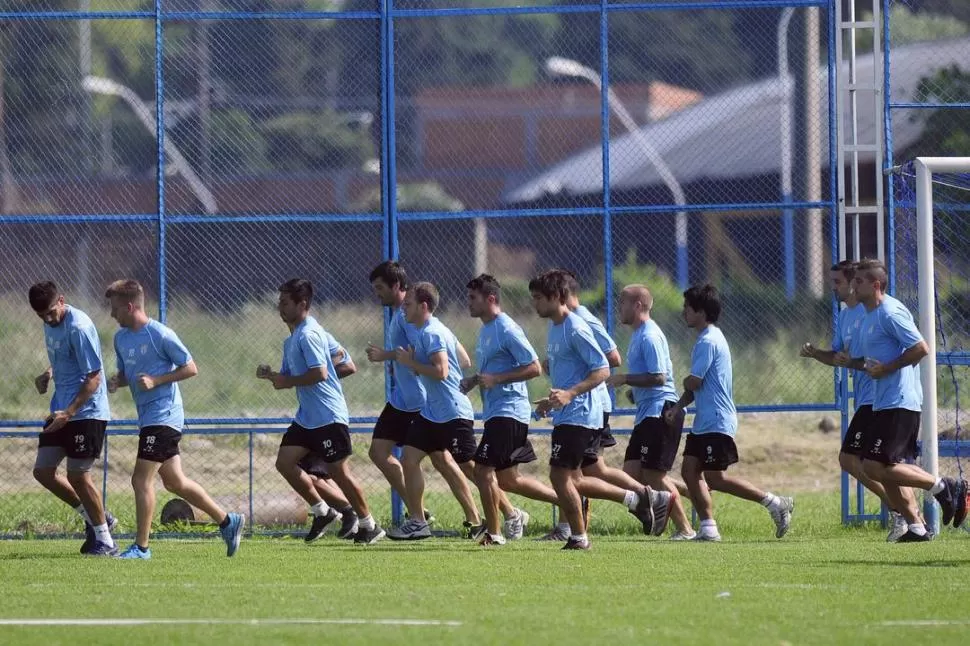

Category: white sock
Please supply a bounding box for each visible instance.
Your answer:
[909,523,927,536]
[358,514,375,531]
[93,523,114,548]
[761,493,780,509]
[623,490,640,511]
[700,519,718,533]
[309,501,331,517]
[929,479,945,495]
[570,533,588,543]
[75,504,92,525]
[557,521,570,532]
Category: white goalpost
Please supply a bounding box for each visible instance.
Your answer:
[913,156,970,533]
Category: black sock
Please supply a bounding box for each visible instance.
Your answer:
[219,515,231,529]
[136,544,148,552]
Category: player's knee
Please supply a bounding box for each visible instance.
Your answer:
[473,462,493,484]
[838,452,860,476]
[65,469,88,488]
[32,468,55,486]
[160,473,185,493]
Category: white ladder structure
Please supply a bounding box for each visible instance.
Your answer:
[835,0,885,262]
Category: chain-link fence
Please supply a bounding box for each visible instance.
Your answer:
[0,0,863,538]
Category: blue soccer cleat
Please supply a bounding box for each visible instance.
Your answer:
[220,512,245,557]
[118,544,151,560]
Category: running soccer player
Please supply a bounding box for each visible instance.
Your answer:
[463,274,558,544]
[851,259,968,540]
[105,279,244,559]
[607,284,694,539]
[29,281,116,556]
[364,261,433,525]
[666,284,793,542]
[800,260,915,541]
[258,279,385,545]
[387,282,485,540]
[530,270,670,550]
[291,342,362,540]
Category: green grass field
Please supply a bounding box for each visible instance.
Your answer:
[1,492,968,646]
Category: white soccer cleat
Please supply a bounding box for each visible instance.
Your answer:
[504,508,530,541]
[669,529,697,541]
[886,511,909,543]
[770,496,794,539]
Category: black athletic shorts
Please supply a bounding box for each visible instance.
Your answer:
[38,418,106,459]
[475,417,537,471]
[297,452,332,479]
[406,416,477,463]
[137,425,182,463]
[551,425,599,470]
[863,408,921,465]
[625,401,684,472]
[372,403,419,446]
[840,404,875,457]
[683,432,739,472]
[281,423,353,463]
[599,412,617,449]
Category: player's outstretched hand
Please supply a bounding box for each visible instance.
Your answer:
[799,343,815,358]
[107,374,121,394]
[256,364,272,379]
[365,343,384,363]
[35,371,51,395]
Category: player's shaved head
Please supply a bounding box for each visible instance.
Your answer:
[622,284,653,311]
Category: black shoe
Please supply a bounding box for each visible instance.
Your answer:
[954,479,969,529]
[896,529,932,543]
[337,511,359,540]
[80,511,118,555]
[561,536,590,550]
[305,508,342,543]
[463,521,486,540]
[353,525,386,545]
[934,476,958,526]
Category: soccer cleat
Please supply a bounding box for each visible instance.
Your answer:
[669,530,697,541]
[933,476,959,526]
[953,479,969,529]
[631,491,655,536]
[536,526,571,542]
[504,509,530,541]
[561,536,590,550]
[219,512,244,557]
[80,511,119,555]
[387,518,432,541]
[886,511,909,543]
[84,541,119,557]
[353,525,386,545]
[118,544,152,559]
[337,512,360,540]
[649,490,672,536]
[690,532,722,542]
[896,529,932,543]
[463,520,487,540]
[770,496,794,539]
[305,508,342,543]
[479,532,506,546]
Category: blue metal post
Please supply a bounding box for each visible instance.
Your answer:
[154,0,167,324]
[600,0,613,335]
[382,0,404,526]
[783,201,795,300]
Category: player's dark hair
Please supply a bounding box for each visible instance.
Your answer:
[856,258,888,289]
[830,260,858,281]
[369,261,408,291]
[559,269,580,296]
[279,278,314,308]
[466,273,501,304]
[683,284,722,324]
[528,270,569,304]
[410,281,439,313]
[28,281,59,312]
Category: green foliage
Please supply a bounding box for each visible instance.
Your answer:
[210,109,271,174]
[858,5,969,52]
[354,182,465,213]
[576,249,682,315]
[260,111,375,171]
